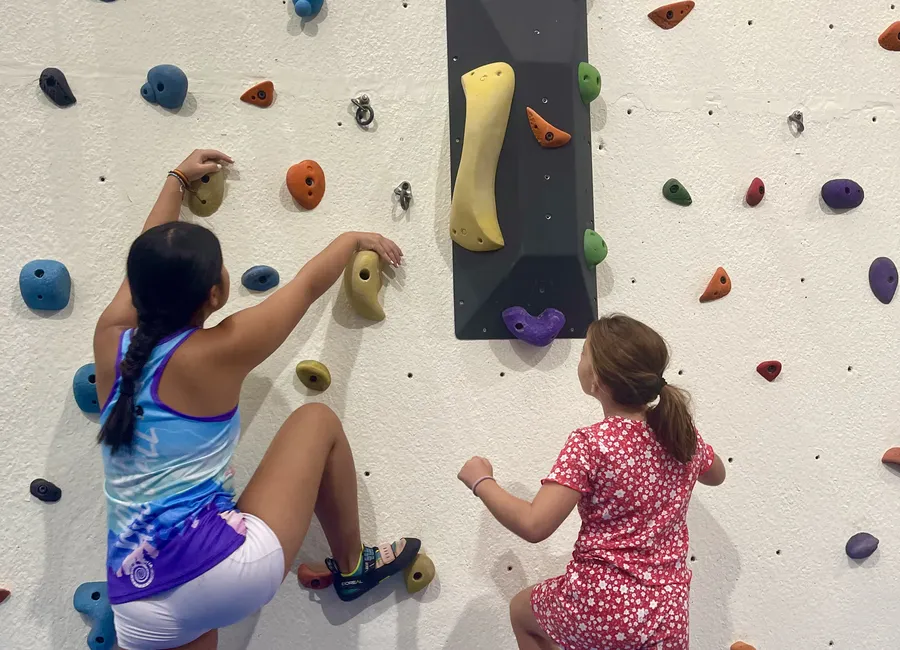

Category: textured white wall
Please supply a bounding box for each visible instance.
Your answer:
[2,1,900,648]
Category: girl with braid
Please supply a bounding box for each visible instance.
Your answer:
[93,150,420,650]
[458,315,727,650]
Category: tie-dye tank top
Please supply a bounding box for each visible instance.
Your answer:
[100,328,246,604]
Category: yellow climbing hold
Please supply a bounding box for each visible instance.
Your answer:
[295,360,331,392]
[404,554,435,594]
[187,170,225,217]
[343,251,385,321]
[449,62,515,252]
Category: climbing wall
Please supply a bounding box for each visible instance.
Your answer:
[2,1,900,649]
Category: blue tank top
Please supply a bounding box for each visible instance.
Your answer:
[100,328,246,604]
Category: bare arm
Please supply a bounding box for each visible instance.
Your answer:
[213,232,402,373]
[458,457,581,544]
[476,480,581,543]
[94,150,233,336]
[698,453,726,486]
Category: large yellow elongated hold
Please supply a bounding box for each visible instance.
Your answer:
[343,251,385,321]
[449,62,515,252]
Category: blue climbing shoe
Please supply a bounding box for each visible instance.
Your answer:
[325,538,421,602]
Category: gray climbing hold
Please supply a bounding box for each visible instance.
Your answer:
[40,68,76,107]
[241,265,280,292]
[73,363,101,414]
[846,532,879,559]
[19,260,71,311]
[141,64,188,111]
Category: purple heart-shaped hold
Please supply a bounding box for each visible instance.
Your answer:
[502,307,566,347]
[869,257,897,304]
[845,532,879,559]
[821,179,864,210]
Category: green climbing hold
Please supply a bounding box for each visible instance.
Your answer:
[578,62,601,105]
[663,178,692,206]
[583,230,608,267]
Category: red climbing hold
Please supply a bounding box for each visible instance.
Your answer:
[699,267,731,303]
[756,361,782,382]
[879,22,900,51]
[648,1,695,30]
[241,81,275,107]
[882,447,900,467]
[0,588,9,604]
[746,178,765,206]
[526,107,571,148]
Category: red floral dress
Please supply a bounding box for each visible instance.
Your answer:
[531,416,715,650]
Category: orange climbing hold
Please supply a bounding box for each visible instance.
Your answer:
[286,160,326,210]
[648,1,695,30]
[882,447,900,466]
[879,22,900,51]
[699,267,731,303]
[526,107,571,148]
[731,643,756,650]
[241,81,275,107]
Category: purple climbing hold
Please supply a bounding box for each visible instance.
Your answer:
[502,307,566,347]
[869,257,897,304]
[846,532,879,559]
[821,179,864,210]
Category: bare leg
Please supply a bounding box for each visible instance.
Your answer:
[237,403,362,575]
[510,587,559,650]
[167,629,218,650]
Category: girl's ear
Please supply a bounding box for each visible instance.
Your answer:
[208,284,224,312]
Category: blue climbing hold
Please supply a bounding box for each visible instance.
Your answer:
[293,0,324,17]
[73,581,116,650]
[821,179,864,210]
[73,363,101,414]
[141,64,188,111]
[19,260,71,311]
[241,265,280,292]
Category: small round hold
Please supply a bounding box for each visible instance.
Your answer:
[73,363,101,414]
[296,360,332,392]
[846,532,879,560]
[0,588,9,604]
[756,360,782,382]
[745,178,765,206]
[821,179,864,210]
[352,95,375,127]
[404,554,436,594]
[30,478,62,503]
[241,265,280,292]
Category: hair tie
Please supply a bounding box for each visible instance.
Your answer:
[658,376,667,392]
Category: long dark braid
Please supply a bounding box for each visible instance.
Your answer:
[98,222,224,454]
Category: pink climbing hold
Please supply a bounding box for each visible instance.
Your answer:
[745,178,765,206]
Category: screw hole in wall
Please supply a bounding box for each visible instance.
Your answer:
[337,121,343,127]
[407,372,413,378]
[727,457,733,463]
[801,277,805,283]
[364,471,370,477]
[507,566,513,571]
[544,174,551,180]
[872,116,877,122]
[747,19,753,25]
[99,176,106,182]
[776,549,782,555]
[627,108,633,115]
[452,56,458,62]
[541,97,548,104]
[677,370,684,376]
[708,110,713,116]
[631,278,636,284]
[847,366,853,372]
[829,23,834,29]
[690,555,696,562]
[815,454,820,460]
[402,1,408,6]
[500,372,505,377]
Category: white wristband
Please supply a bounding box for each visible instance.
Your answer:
[471,476,496,497]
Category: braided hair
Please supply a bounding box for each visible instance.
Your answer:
[98,222,223,454]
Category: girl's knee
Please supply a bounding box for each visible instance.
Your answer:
[288,402,341,429]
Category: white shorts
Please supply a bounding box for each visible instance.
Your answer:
[112,513,284,650]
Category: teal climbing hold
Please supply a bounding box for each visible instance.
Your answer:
[73,581,116,650]
[19,259,71,311]
[73,363,101,414]
[583,230,608,267]
[577,62,601,104]
[663,179,692,206]
[141,64,188,111]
